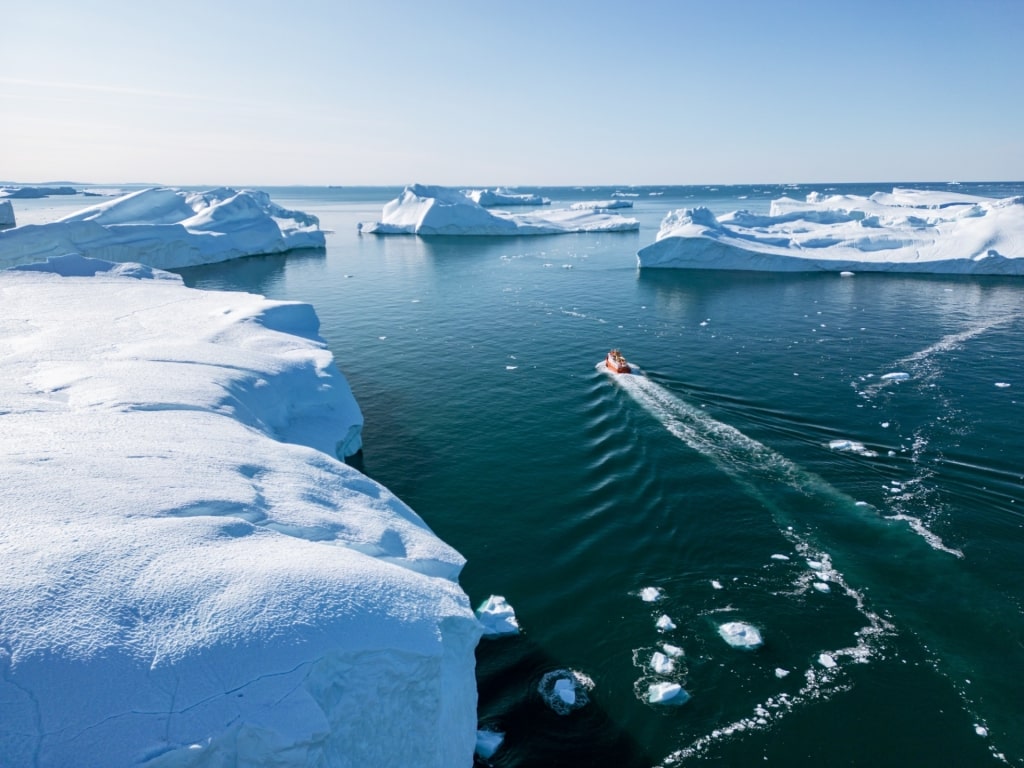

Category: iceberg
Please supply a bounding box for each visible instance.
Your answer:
[0,199,13,229]
[637,188,1024,274]
[647,682,691,706]
[570,199,634,210]
[0,256,481,767]
[464,187,550,206]
[359,184,639,235]
[718,621,764,649]
[475,594,521,637]
[0,184,77,198]
[651,651,676,675]
[0,186,325,270]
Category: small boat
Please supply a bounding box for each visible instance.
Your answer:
[605,349,631,374]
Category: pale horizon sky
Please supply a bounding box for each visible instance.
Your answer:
[2,0,1022,187]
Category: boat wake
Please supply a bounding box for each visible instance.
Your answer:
[602,362,1024,766]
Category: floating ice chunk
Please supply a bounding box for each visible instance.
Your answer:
[840,271,855,277]
[995,382,1011,388]
[648,682,691,706]
[538,669,593,714]
[662,643,684,657]
[818,653,838,668]
[975,725,989,737]
[640,586,663,602]
[718,621,763,649]
[651,651,675,675]
[813,582,831,593]
[711,579,723,589]
[475,730,505,759]
[770,553,790,561]
[775,668,791,678]
[475,595,520,636]
[828,439,878,457]
[881,372,910,381]
[656,614,676,632]
[806,560,824,570]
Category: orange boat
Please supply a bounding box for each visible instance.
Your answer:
[605,349,631,374]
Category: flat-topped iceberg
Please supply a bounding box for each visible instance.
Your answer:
[0,186,325,270]
[464,187,550,206]
[638,188,1024,274]
[570,199,634,210]
[360,184,639,235]
[0,255,481,767]
[0,184,77,198]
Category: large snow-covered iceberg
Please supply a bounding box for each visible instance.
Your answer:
[0,187,325,270]
[638,188,1024,274]
[0,255,481,767]
[360,184,639,235]
[464,187,550,206]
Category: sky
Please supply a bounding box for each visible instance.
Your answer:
[2,0,1022,186]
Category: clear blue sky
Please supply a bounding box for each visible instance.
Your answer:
[2,0,1022,186]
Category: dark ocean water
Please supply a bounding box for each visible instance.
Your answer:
[22,182,1024,766]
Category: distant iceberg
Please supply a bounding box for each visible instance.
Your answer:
[638,188,1024,274]
[0,256,481,767]
[0,199,13,229]
[0,184,77,198]
[570,199,634,210]
[464,187,550,206]
[360,184,639,235]
[0,186,325,270]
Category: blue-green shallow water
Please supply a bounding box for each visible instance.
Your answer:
[170,183,1024,767]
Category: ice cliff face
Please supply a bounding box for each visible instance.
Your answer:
[0,255,481,767]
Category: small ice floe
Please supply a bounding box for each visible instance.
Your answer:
[813,582,831,593]
[774,667,790,678]
[881,372,910,382]
[656,614,676,632]
[818,653,838,668]
[770,553,790,561]
[995,382,1011,388]
[651,651,675,675]
[648,681,691,706]
[640,586,663,602]
[718,621,763,649]
[662,643,684,657]
[711,580,723,590]
[840,271,855,277]
[475,595,520,637]
[806,560,824,571]
[828,439,878,457]
[475,729,505,760]
[538,669,594,715]
[975,724,989,737]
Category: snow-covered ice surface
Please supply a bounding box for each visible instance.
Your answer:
[0,187,325,270]
[359,184,639,235]
[0,255,481,767]
[638,188,1024,274]
[0,199,14,228]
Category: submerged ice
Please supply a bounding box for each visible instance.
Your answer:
[0,256,481,767]
[638,188,1024,274]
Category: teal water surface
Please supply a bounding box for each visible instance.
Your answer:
[166,182,1024,766]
